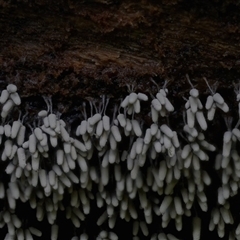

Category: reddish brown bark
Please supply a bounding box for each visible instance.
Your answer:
[0,0,240,101]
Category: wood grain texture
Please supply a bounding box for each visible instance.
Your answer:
[0,0,240,101]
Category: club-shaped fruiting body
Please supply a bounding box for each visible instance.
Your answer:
[151,88,174,122]
[0,82,240,239]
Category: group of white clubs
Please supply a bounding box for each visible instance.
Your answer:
[1,77,240,240]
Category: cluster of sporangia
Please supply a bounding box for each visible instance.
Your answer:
[1,77,240,240]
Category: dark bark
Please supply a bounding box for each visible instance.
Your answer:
[0,0,240,99]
